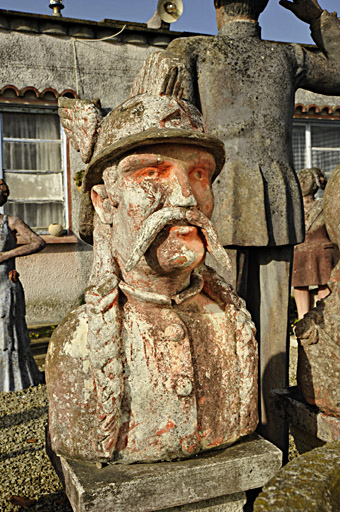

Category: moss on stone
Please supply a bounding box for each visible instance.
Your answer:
[254,441,340,511]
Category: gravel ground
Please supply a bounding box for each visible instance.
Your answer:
[288,343,300,462]
[0,345,300,511]
[0,378,72,512]
[289,343,298,386]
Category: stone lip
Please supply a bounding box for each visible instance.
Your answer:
[47,434,282,512]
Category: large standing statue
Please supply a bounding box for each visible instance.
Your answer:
[46,94,258,463]
[295,163,340,419]
[131,0,340,450]
[0,180,46,391]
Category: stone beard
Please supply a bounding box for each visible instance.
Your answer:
[46,101,258,464]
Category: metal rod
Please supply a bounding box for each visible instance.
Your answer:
[49,0,64,16]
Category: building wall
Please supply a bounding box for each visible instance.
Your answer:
[16,242,92,325]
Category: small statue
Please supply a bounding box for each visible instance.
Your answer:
[295,164,340,419]
[0,180,46,392]
[46,94,258,464]
[292,168,334,319]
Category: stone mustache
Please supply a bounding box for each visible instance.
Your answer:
[46,94,258,463]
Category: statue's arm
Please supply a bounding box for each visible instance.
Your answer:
[281,1,340,92]
[279,0,323,25]
[0,216,46,264]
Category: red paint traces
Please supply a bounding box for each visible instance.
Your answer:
[103,436,117,453]
[185,444,197,454]
[207,436,224,447]
[170,256,188,265]
[157,419,175,436]
[180,435,199,454]
[198,396,206,406]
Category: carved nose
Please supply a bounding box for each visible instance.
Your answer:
[168,175,197,208]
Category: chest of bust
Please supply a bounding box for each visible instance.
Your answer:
[116,297,240,462]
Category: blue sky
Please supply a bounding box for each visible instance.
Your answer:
[0,0,339,43]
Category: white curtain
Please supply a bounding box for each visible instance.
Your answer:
[2,112,64,230]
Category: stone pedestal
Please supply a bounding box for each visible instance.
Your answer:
[271,386,340,454]
[47,434,282,512]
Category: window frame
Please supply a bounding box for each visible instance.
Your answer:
[0,103,70,234]
[293,119,340,175]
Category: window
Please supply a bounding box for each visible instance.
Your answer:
[292,121,340,180]
[0,105,68,233]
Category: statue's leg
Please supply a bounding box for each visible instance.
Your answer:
[294,286,310,319]
[238,245,293,460]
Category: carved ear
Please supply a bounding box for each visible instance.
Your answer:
[91,185,114,225]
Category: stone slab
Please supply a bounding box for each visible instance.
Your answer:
[154,493,246,512]
[271,386,340,442]
[49,434,282,512]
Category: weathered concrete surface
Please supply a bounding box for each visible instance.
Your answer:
[324,163,340,274]
[253,440,340,511]
[161,494,246,512]
[46,94,258,464]
[271,387,340,444]
[132,9,340,249]
[0,10,176,109]
[1,7,340,329]
[17,242,92,325]
[48,434,281,512]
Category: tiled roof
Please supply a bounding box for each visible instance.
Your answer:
[294,103,340,119]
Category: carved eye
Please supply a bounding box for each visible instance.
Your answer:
[138,167,159,178]
[146,169,158,177]
[191,168,207,181]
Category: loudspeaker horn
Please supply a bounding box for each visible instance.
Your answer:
[157,0,183,23]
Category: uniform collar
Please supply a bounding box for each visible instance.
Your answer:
[218,20,261,39]
[119,272,204,306]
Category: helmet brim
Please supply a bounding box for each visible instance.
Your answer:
[82,127,225,193]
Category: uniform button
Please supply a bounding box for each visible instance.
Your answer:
[164,323,186,342]
[175,376,193,396]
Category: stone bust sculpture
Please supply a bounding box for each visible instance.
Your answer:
[46,94,258,464]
